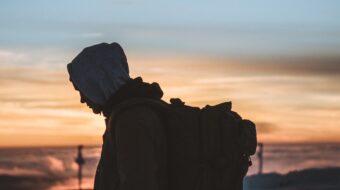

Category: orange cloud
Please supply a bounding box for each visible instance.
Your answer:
[0,54,340,146]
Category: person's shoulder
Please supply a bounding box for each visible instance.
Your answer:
[121,104,160,119]
[111,98,166,119]
[111,103,162,126]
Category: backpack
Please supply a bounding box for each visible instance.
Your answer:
[95,97,257,190]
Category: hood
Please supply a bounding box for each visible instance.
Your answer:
[67,42,130,106]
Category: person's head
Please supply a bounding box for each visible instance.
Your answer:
[67,42,130,114]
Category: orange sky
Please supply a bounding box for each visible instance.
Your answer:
[0,53,339,147]
[1,1,340,147]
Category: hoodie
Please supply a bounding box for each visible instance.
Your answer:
[67,42,130,106]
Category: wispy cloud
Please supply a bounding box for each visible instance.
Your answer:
[78,32,104,39]
[128,55,340,143]
[1,50,340,145]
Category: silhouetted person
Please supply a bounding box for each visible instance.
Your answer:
[75,145,85,190]
[68,43,166,190]
[67,42,257,190]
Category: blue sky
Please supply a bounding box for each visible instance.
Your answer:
[1,0,340,57]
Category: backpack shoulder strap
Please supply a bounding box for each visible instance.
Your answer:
[96,98,171,190]
[106,97,172,133]
[112,97,169,114]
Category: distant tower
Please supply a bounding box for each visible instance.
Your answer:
[75,145,85,190]
[257,143,264,175]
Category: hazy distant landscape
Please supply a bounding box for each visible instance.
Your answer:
[1,144,339,190]
[2,167,340,190]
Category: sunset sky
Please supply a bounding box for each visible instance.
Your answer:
[0,0,339,147]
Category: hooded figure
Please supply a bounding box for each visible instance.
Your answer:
[68,42,166,190]
[68,43,130,110]
[68,43,256,190]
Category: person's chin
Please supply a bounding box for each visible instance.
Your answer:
[91,108,98,114]
[89,105,101,114]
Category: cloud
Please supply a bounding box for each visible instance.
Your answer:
[78,32,103,39]
[44,156,65,173]
[0,167,45,177]
[0,50,29,65]
[1,53,340,145]
[256,122,277,134]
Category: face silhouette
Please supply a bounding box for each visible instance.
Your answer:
[70,79,102,114]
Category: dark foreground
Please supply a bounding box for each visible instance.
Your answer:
[0,175,59,190]
[244,167,340,190]
[1,167,339,190]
